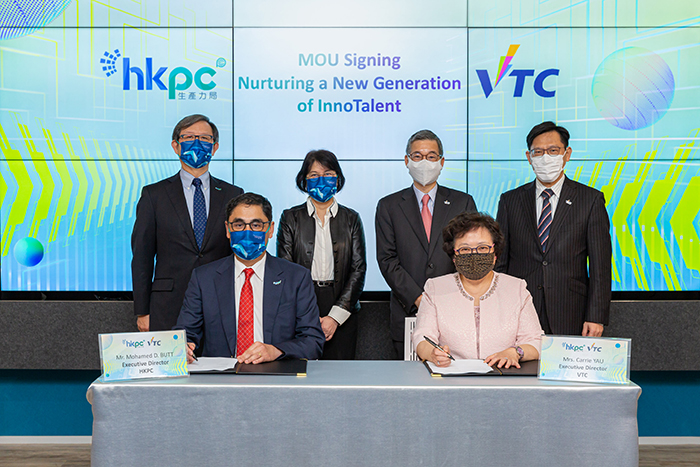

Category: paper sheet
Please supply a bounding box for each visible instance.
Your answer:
[188,357,237,373]
[427,359,494,375]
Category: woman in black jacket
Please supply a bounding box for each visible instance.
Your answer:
[277,150,366,359]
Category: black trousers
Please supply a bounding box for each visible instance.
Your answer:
[314,283,358,360]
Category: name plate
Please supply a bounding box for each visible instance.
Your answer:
[99,330,188,382]
[538,335,631,384]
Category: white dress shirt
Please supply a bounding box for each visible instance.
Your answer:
[179,169,211,226]
[535,175,565,220]
[306,197,351,326]
[234,254,266,354]
[307,197,337,281]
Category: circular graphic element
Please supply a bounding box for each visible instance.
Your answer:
[540,336,554,352]
[173,334,178,339]
[216,57,226,68]
[13,237,44,267]
[591,47,674,131]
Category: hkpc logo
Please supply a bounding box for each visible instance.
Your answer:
[100,49,220,99]
[476,44,559,98]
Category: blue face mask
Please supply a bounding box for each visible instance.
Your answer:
[229,229,268,261]
[306,176,338,203]
[179,139,213,169]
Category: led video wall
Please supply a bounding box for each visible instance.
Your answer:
[1,0,699,292]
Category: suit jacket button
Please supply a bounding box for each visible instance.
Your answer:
[542,261,548,266]
[198,253,203,258]
[537,285,543,289]
[428,263,434,269]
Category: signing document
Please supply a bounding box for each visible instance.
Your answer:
[426,359,494,375]
[188,357,237,373]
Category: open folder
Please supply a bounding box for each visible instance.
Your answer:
[424,359,539,377]
[188,357,307,376]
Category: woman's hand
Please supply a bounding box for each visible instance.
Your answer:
[484,347,521,369]
[320,316,339,341]
[431,344,452,367]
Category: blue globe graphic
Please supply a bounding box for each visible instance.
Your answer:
[591,47,674,130]
[14,237,44,267]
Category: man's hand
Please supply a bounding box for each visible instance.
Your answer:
[582,322,604,337]
[137,315,150,332]
[414,295,423,309]
[237,342,282,364]
[320,316,339,341]
[186,342,196,364]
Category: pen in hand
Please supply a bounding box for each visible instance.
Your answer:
[187,343,198,362]
[423,336,455,361]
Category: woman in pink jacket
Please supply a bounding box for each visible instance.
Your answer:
[414,212,543,368]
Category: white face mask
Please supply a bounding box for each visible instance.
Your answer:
[407,159,442,186]
[530,154,564,184]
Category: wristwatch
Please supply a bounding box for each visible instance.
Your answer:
[513,346,524,361]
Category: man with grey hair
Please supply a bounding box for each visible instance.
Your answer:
[132,114,243,332]
[375,129,477,359]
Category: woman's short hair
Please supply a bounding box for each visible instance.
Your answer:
[442,212,504,259]
[295,150,346,193]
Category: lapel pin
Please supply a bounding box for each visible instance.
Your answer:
[444,200,450,205]
[214,187,222,191]
[273,280,282,285]
[566,199,572,205]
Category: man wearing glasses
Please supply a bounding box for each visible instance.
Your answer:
[495,121,612,337]
[176,193,325,362]
[376,129,477,359]
[132,114,243,332]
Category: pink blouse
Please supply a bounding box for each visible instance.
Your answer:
[413,272,543,359]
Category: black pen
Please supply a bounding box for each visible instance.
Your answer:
[423,336,455,361]
[188,344,198,362]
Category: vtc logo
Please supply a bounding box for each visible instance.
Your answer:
[476,45,559,98]
[100,49,218,99]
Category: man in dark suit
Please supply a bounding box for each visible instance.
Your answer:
[495,121,612,337]
[131,114,243,332]
[176,193,325,363]
[376,130,477,359]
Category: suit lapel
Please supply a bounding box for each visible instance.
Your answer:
[262,255,284,344]
[518,181,540,249]
[165,173,198,251]
[428,186,451,258]
[545,177,576,254]
[398,187,429,253]
[214,256,237,356]
[202,175,225,250]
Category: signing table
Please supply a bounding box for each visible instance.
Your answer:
[87,361,640,467]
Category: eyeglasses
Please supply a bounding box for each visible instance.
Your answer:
[307,171,337,179]
[226,220,270,232]
[407,151,442,162]
[529,146,563,157]
[179,134,214,143]
[454,244,494,255]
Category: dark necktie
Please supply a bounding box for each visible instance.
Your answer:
[538,188,554,252]
[192,178,206,250]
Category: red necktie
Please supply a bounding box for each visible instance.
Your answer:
[421,194,432,241]
[236,268,255,356]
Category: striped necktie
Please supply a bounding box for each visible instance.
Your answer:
[537,188,554,252]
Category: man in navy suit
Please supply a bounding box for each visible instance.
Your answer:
[176,193,325,363]
[495,121,611,337]
[132,114,243,332]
